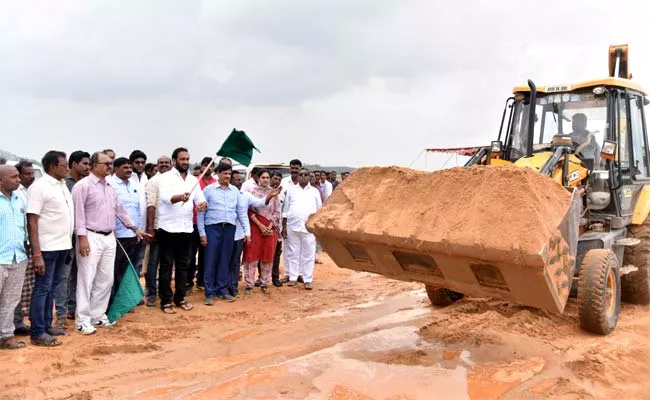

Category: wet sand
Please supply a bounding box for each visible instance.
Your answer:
[1,254,649,399]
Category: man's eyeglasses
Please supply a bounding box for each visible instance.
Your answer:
[133,160,145,165]
[298,173,309,176]
[98,162,113,167]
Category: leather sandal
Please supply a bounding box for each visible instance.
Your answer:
[30,333,62,347]
[0,337,26,350]
[161,304,176,314]
[178,301,193,311]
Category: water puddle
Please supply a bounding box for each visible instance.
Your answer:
[149,291,545,399]
[349,299,383,309]
[363,308,430,328]
[306,309,351,319]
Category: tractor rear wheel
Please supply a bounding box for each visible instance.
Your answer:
[622,220,650,304]
[425,285,464,307]
[577,249,621,335]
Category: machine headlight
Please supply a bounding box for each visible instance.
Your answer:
[601,140,617,160]
[490,141,502,153]
[593,86,606,95]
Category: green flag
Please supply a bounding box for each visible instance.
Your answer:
[107,262,144,323]
[216,129,260,167]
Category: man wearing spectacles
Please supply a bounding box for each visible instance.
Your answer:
[26,151,73,346]
[128,150,149,296]
[281,169,322,290]
[71,152,149,335]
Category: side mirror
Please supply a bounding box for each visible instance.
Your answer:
[600,140,617,161]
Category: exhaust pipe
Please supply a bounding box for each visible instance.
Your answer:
[526,79,537,158]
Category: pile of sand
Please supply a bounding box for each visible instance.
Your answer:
[307,165,573,262]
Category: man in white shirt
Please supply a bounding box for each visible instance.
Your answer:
[241,167,260,193]
[128,150,148,283]
[282,168,322,290]
[157,147,207,314]
[319,170,333,200]
[26,151,74,346]
[279,159,302,283]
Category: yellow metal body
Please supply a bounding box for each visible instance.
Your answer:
[512,77,647,96]
[632,186,650,224]
[493,152,589,189]
[510,44,650,224]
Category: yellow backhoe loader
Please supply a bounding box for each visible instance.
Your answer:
[309,44,650,335]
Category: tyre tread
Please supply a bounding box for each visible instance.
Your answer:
[577,249,620,335]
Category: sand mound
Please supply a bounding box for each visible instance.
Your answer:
[308,165,573,261]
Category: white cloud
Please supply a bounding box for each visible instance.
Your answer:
[0,0,649,169]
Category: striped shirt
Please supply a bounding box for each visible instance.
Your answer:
[71,173,135,236]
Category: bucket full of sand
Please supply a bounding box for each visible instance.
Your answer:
[307,165,582,313]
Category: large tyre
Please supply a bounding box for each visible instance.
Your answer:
[622,220,650,304]
[425,285,464,307]
[577,249,621,335]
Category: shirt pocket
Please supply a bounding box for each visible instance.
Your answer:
[87,189,105,210]
[226,193,238,214]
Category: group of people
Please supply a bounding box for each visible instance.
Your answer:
[0,149,347,349]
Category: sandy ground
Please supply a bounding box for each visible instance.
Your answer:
[2,253,650,400]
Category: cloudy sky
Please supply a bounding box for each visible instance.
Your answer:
[1,0,649,169]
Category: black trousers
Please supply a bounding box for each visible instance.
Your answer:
[157,229,192,307]
[272,239,282,282]
[109,237,139,308]
[188,225,205,288]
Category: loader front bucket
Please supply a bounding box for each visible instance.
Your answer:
[307,165,581,313]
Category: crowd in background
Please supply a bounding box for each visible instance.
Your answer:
[0,149,348,349]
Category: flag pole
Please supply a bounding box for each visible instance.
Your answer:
[182,157,215,205]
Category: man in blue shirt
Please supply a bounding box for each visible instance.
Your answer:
[0,165,29,349]
[198,163,281,304]
[107,158,146,310]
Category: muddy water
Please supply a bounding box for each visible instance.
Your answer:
[132,290,543,400]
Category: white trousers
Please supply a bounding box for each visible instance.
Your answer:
[76,231,116,325]
[0,260,27,339]
[286,230,316,283]
[281,239,291,278]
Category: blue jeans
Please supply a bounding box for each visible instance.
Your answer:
[66,236,78,315]
[67,254,78,315]
[30,250,68,338]
[145,235,160,299]
[229,239,245,294]
[53,250,73,319]
[204,224,235,297]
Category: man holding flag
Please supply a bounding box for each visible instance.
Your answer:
[157,147,207,314]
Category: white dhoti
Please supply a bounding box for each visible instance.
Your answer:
[286,230,316,283]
